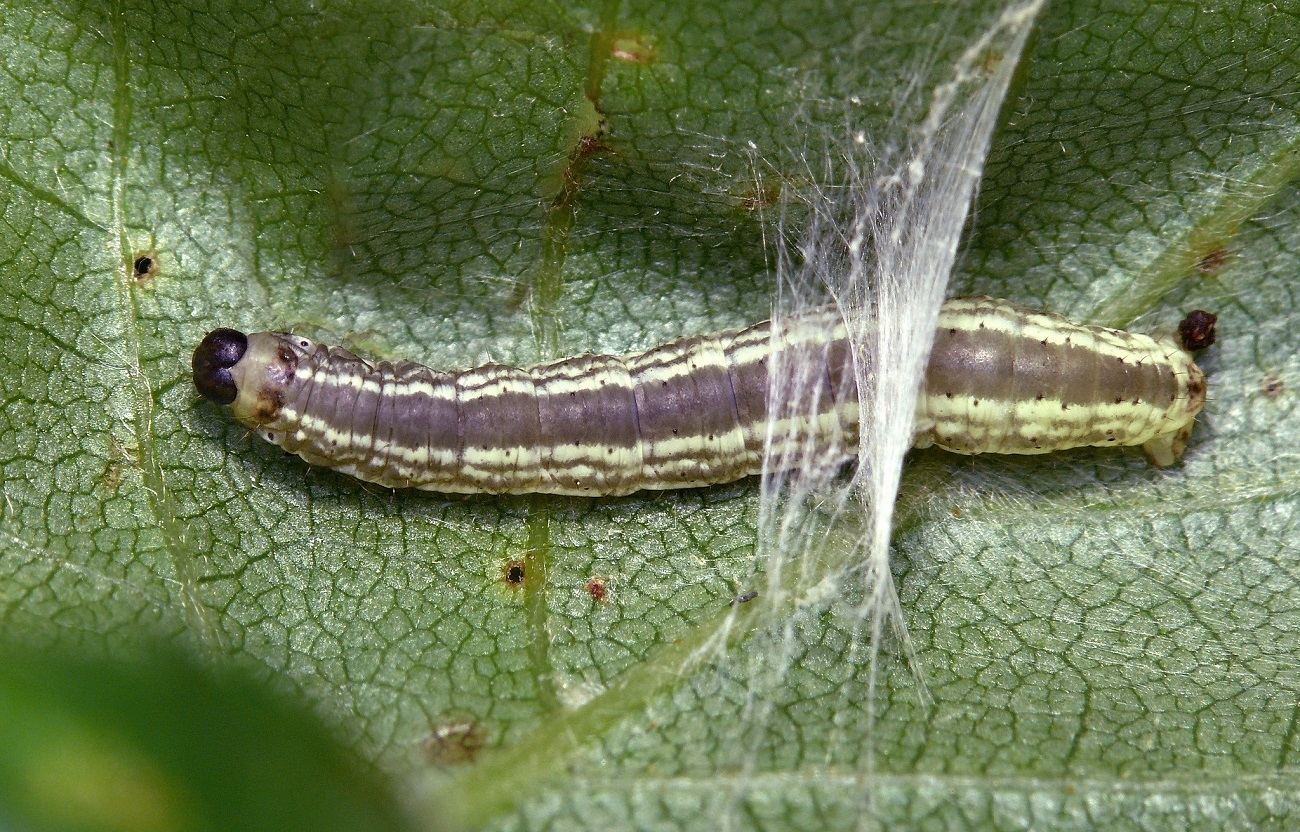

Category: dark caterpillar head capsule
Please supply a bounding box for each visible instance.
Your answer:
[1178,310,1217,351]
[192,328,248,405]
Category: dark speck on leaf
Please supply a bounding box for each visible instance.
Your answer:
[421,716,486,766]
[1196,247,1230,273]
[504,560,525,586]
[1178,310,1218,351]
[132,253,156,281]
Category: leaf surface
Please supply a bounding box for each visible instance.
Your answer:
[0,1,1297,830]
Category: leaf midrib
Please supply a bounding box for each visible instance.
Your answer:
[1088,129,1300,328]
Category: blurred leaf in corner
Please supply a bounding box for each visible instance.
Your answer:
[0,641,429,832]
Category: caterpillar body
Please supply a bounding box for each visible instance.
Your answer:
[192,297,1214,496]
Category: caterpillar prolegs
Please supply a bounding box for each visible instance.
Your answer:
[192,297,1216,496]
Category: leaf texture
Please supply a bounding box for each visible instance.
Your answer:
[0,1,1297,829]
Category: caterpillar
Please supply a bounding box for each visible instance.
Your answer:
[192,297,1215,496]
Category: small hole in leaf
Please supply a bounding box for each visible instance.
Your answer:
[131,252,157,281]
[504,560,525,587]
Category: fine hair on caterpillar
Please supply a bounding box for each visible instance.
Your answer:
[192,299,1215,495]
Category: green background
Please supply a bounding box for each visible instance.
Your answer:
[0,0,1297,829]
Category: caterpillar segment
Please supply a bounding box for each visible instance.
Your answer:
[192,298,1215,496]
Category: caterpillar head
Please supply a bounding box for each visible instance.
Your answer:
[193,330,309,427]
[191,328,247,405]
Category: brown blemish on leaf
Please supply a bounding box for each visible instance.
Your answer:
[547,99,610,210]
[100,435,139,491]
[421,716,486,766]
[585,577,607,603]
[538,96,606,206]
[1261,374,1284,398]
[504,559,526,588]
[1195,246,1231,274]
[576,130,607,159]
[101,460,123,491]
[737,180,782,213]
[131,251,157,282]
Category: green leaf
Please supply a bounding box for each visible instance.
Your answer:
[1,1,1297,831]
[0,639,424,832]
